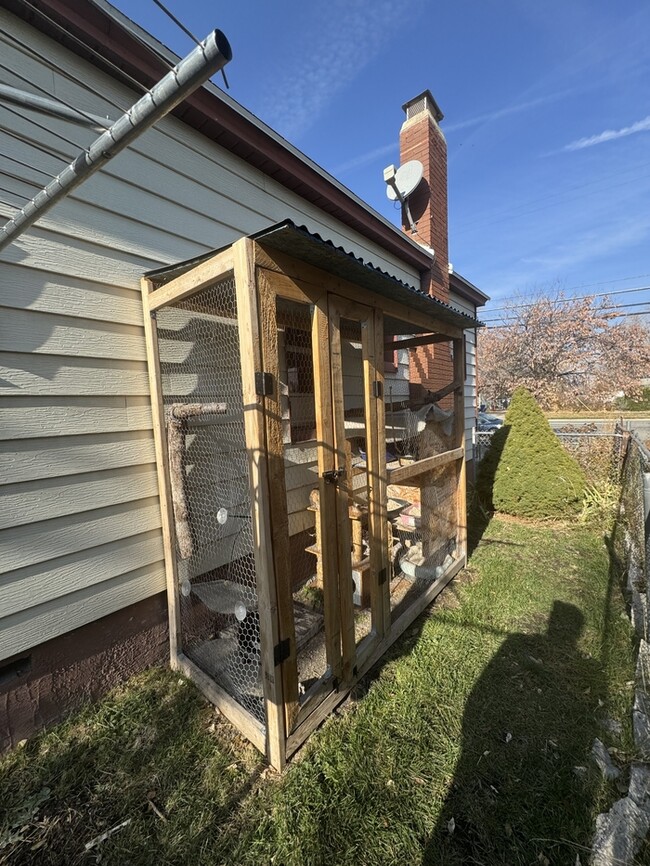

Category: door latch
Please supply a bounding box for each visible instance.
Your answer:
[322,468,346,484]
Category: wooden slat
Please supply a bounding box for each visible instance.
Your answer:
[453,338,468,567]
[233,237,286,771]
[257,268,301,739]
[147,249,235,310]
[176,653,266,755]
[387,333,453,351]
[141,276,181,661]
[287,555,466,758]
[311,295,342,684]
[356,556,465,676]
[328,302,356,684]
[372,310,390,638]
[387,447,463,485]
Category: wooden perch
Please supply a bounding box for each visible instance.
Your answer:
[167,402,227,560]
[170,402,227,420]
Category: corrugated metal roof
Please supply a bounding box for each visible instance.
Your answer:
[145,220,481,329]
[254,222,480,329]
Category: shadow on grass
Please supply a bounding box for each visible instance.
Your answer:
[422,600,605,865]
[0,669,265,866]
[467,425,510,557]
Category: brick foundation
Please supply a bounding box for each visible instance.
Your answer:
[0,593,168,752]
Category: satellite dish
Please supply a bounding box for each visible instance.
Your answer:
[385,160,423,201]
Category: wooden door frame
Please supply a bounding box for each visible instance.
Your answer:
[257,265,346,736]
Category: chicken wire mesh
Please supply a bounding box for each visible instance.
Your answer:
[156,276,264,725]
[275,297,328,697]
[383,320,460,621]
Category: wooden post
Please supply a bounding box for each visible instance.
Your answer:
[233,238,287,770]
[140,277,182,664]
[453,337,467,567]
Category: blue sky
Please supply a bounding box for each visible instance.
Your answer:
[111,0,650,316]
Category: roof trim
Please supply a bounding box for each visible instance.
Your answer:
[5,0,434,275]
[145,220,481,330]
[450,271,490,308]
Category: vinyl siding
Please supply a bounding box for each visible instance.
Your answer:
[448,289,479,461]
[0,8,420,659]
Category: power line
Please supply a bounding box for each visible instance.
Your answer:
[485,307,650,328]
[150,0,230,88]
[484,285,650,314]
[484,299,649,322]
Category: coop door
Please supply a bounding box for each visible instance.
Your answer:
[259,273,386,733]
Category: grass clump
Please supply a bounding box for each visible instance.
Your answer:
[478,387,586,518]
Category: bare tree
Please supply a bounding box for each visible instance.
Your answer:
[478,290,650,409]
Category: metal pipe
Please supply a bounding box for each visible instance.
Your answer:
[0,83,111,130]
[0,29,232,252]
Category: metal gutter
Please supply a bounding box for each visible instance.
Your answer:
[0,27,232,252]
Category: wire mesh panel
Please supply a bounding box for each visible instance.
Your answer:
[156,276,264,725]
[275,297,329,698]
[383,317,461,622]
[337,315,378,650]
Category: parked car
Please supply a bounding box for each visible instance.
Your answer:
[477,412,504,432]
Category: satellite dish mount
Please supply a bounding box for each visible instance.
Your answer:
[383,159,423,235]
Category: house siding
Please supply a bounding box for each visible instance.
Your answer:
[448,290,478,462]
[0,8,420,660]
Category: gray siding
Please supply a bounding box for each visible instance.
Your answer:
[0,8,419,659]
[448,290,478,462]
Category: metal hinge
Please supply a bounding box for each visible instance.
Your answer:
[255,371,273,397]
[372,381,383,399]
[273,637,291,667]
[322,468,346,484]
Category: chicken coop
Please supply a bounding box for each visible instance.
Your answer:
[141,221,477,768]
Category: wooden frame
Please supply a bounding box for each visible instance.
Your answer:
[141,234,469,770]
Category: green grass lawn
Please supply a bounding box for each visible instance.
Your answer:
[0,515,640,866]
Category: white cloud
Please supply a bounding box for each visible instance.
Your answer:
[258,0,421,142]
[564,116,650,151]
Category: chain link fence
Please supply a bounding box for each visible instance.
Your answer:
[474,424,626,484]
[619,433,650,642]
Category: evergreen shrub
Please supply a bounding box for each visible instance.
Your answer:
[477,387,586,518]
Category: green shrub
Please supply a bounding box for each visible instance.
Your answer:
[478,387,586,518]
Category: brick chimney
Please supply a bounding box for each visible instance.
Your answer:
[399,90,449,303]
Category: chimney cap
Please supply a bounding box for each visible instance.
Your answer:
[402,90,444,123]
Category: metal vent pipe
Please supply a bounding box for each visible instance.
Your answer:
[0,29,232,252]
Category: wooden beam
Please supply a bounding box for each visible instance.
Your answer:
[257,268,302,735]
[453,337,468,568]
[140,277,182,663]
[147,249,235,310]
[328,300,356,685]
[287,555,466,759]
[253,243,464,340]
[233,237,287,771]
[426,379,463,404]
[363,307,389,641]
[386,333,452,351]
[311,295,343,685]
[176,653,266,755]
[387,447,463,485]
[374,311,391,638]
